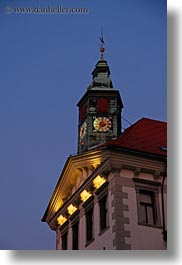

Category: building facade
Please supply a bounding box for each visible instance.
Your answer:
[41,45,167,250]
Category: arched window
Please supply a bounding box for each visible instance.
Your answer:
[96,98,108,113]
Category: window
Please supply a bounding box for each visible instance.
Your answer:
[72,222,79,250]
[61,232,68,250]
[86,208,94,242]
[89,98,96,112]
[83,196,94,246]
[95,181,109,233]
[139,190,156,225]
[99,195,108,231]
[80,104,86,122]
[97,98,108,113]
[133,178,161,227]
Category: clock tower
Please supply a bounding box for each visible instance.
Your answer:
[77,39,123,154]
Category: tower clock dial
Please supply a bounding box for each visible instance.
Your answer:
[80,122,87,139]
[93,117,112,132]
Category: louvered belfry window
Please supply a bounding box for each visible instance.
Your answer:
[97,98,108,113]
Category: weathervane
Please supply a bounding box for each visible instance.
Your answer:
[99,27,105,58]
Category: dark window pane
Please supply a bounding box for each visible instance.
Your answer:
[62,233,67,250]
[99,196,107,231]
[147,205,155,225]
[72,222,79,250]
[89,99,96,112]
[140,192,152,204]
[140,203,147,223]
[86,208,93,242]
[139,190,156,225]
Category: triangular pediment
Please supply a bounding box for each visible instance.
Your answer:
[42,149,109,224]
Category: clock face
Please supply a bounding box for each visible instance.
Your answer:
[80,122,87,139]
[93,117,112,132]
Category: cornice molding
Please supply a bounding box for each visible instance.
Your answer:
[42,149,108,223]
[42,147,166,228]
[48,157,111,230]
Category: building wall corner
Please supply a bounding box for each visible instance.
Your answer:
[109,172,131,250]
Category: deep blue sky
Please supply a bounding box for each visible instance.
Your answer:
[0,0,166,249]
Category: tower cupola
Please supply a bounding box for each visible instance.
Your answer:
[77,35,123,154]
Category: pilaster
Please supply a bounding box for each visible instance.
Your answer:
[109,170,131,250]
[56,227,61,250]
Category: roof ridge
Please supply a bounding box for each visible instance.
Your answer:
[140,117,166,124]
[115,118,145,145]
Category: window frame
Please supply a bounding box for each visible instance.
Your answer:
[99,195,108,231]
[133,178,162,228]
[139,190,157,225]
[60,220,69,250]
[72,221,79,250]
[95,182,109,234]
[70,210,80,250]
[85,207,94,243]
[83,196,94,246]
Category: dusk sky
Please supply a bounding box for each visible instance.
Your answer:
[0,0,166,250]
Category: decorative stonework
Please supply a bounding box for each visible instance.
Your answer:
[134,167,141,177]
[109,173,131,249]
[153,170,161,180]
[43,146,167,249]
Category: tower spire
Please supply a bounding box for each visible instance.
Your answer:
[77,33,123,154]
[99,27,105,59]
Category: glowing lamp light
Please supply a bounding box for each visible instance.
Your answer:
[67,204,77,216]
[93,175,106,189]
[57,215,67,226]
[80,189,91,202]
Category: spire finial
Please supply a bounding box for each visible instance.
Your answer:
[99,27,105,58]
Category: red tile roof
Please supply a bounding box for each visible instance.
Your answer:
[102,118,167,156]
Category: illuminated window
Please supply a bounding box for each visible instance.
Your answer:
[97,98,108,113]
